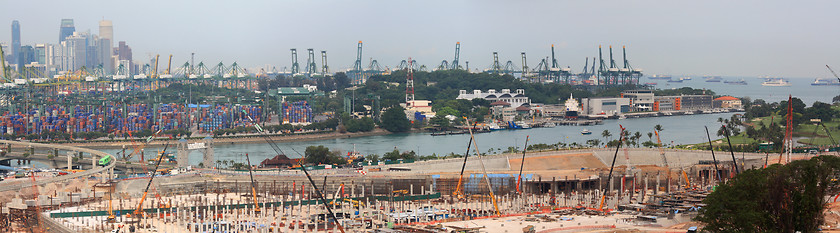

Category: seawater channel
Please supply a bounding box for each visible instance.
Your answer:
[99,112,738,166]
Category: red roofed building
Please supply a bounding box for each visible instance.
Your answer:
[713,96,742,109]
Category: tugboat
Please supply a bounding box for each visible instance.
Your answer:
[581,129,592,135]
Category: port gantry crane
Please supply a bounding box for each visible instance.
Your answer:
[242,113,346,233]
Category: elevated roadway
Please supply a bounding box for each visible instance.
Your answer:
[0,139,117,192]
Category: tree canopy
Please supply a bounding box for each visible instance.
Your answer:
[697,156,840,232]
[380,106,411,133]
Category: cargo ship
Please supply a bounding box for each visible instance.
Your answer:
[704,76,722,82]
[724,79,748,85]
[812,78,840,86]
[648,75,672,80]
[564,94,580,119]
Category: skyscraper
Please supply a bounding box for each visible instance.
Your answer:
[11,20,20,68]
[58,19,75,42]
[98,20,114,74]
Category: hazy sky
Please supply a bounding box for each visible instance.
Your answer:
[1,0,839,78]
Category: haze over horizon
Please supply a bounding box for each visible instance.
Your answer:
[2,0,839,78]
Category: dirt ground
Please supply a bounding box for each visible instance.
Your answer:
[509,153,607,171]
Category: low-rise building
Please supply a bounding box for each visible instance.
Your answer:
[581,97,631,116]
[621,90,655,112]
[713,96,742,109]
[402,100,435,121]
[457,89,531,108]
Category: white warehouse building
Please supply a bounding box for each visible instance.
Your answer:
[456,89,531,108]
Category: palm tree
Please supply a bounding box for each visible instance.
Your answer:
[654,124,664,132]
[602,130,612,143]
[647,132,653,141]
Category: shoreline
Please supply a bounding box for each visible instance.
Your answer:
[61,129,392,149]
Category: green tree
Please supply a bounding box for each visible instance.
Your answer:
[429,115,451,128]
[601,130,612,143]
[697,156,840,232]
[305,145,332,164]
[380,106,411,132]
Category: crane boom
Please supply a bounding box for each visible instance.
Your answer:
[454,122,477,197]
[599,125,626,211]
[244,153,261,213]
[243,113,345,233]
[134,143,171,216]
[166,54,173,75]
[827,65,840,83]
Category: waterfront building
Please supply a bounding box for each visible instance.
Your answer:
[713,96,742,109]
[11,20,20,69]
[457,89,531,108]
[58,19,75,43]
[621,90,655,112]
[653,96,681,111]
[675,95,713,110]
[581,97,631,116]
[490,101,516,121]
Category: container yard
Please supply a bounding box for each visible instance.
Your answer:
[0,103,265,139]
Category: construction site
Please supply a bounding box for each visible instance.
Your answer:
[0,119,803,233]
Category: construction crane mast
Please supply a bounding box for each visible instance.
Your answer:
[451,42,461,70]
[290,49,299,75]
[321,51,329,74]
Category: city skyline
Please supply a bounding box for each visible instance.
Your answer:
[1,0,840,78]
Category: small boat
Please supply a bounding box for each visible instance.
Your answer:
[644,82,657,85]
[581,129,592,135]
[487,123,503,131]
[431,132,447,136]
[762,79,792,87]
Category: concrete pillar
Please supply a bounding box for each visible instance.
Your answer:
[177,139,189,168]
[203,137,214,169]
[66,151,74,169]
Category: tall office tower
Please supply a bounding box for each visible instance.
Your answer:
[34,44,47,64]
[63,32,88,71]
[99,20,114,74]
[58,19,75,42]
[11,20,20,68]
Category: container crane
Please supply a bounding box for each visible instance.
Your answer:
[290,49,300,75]
[321,51,329,74]
[451,42,461,70]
